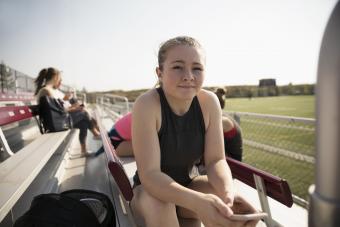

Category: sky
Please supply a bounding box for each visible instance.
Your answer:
[0,0,337,92]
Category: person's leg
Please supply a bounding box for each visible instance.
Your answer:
[176,175,212,219]
[90,117,100,132]
[83,113,100,137]
[80,143,87,153]
[131,185,180,227]
[90,120,100,137]
[74,120,88,154]
[178,217,201,227]
[177,175,259,226]
[115,141,133,156]
[72,110,100,137]
[108,127,133,156]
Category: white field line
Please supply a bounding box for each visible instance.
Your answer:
[241,118,315,132]
[244,139,315,164]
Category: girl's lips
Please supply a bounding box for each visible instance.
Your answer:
[178,85,195,88]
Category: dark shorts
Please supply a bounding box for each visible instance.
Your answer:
[108,127,124,148]
[132,167,199,189]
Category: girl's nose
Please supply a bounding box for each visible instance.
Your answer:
[183,69,194,81]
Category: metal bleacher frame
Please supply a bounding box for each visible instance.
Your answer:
[0,94,75,225]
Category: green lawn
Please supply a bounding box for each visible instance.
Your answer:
[224,95,315,206]
[243,145,314,202]
[241,118,315,156]
[225,95,315,118]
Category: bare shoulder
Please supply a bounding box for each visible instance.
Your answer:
[132,89,161,127]
[133,89,159,112]
[197,89,220,112]
[132,89,161,139]
[197,89,221,129]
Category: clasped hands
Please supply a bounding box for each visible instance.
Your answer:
[196,193,261,227]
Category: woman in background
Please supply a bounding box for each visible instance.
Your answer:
[34,67,100,157]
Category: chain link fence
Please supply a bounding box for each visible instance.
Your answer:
[225,111,315,207]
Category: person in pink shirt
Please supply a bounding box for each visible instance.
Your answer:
[106,112,133,156]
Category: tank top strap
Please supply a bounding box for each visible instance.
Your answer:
[156,87,171,113]
[156,87,171,133]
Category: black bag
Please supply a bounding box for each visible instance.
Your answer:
[13,189,116,227]
[38,95,73,133]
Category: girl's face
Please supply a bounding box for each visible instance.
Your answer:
[52,74,61,88]
[157,45,205,101]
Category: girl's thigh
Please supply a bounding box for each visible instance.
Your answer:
[131,185,177,223]
[177,175,217,219]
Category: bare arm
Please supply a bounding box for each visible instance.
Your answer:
[66,104,83,112]
[201,90,235,205]
[132,90,197,207]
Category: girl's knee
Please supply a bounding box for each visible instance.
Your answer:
[133,190,177,224]
[143,192,176,214]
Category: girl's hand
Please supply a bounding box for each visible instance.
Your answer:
[64,92,72,101]
[230,195,261,227]
[194,193,260,227]
[221,191,235,207]
[195,193,239,227]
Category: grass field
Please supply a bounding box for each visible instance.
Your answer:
[243,145,314,202]
[242,117,315,156]
[224,95,315,118]
[224,95,315,205]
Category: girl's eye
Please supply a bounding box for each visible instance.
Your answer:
[193,67,203,71]
[173,66,183,70]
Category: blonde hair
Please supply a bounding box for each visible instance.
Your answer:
[157,36,204,71]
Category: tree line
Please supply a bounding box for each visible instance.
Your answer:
[222,84,315,98]
[87,84,315,103]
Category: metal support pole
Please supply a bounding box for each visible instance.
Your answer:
[309,2,340,226]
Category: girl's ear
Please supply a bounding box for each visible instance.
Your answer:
[156,67,162,79]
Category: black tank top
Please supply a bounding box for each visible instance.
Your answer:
[133,87,205,186]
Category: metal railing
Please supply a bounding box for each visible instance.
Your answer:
[96,94,130,116]
[226,111,315,207]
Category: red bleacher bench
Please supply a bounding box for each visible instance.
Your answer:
[0,104,71,223]
[95,109,136,226]
[227,157,293,207]
[0,105,39,156]
[227,157,293,226]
